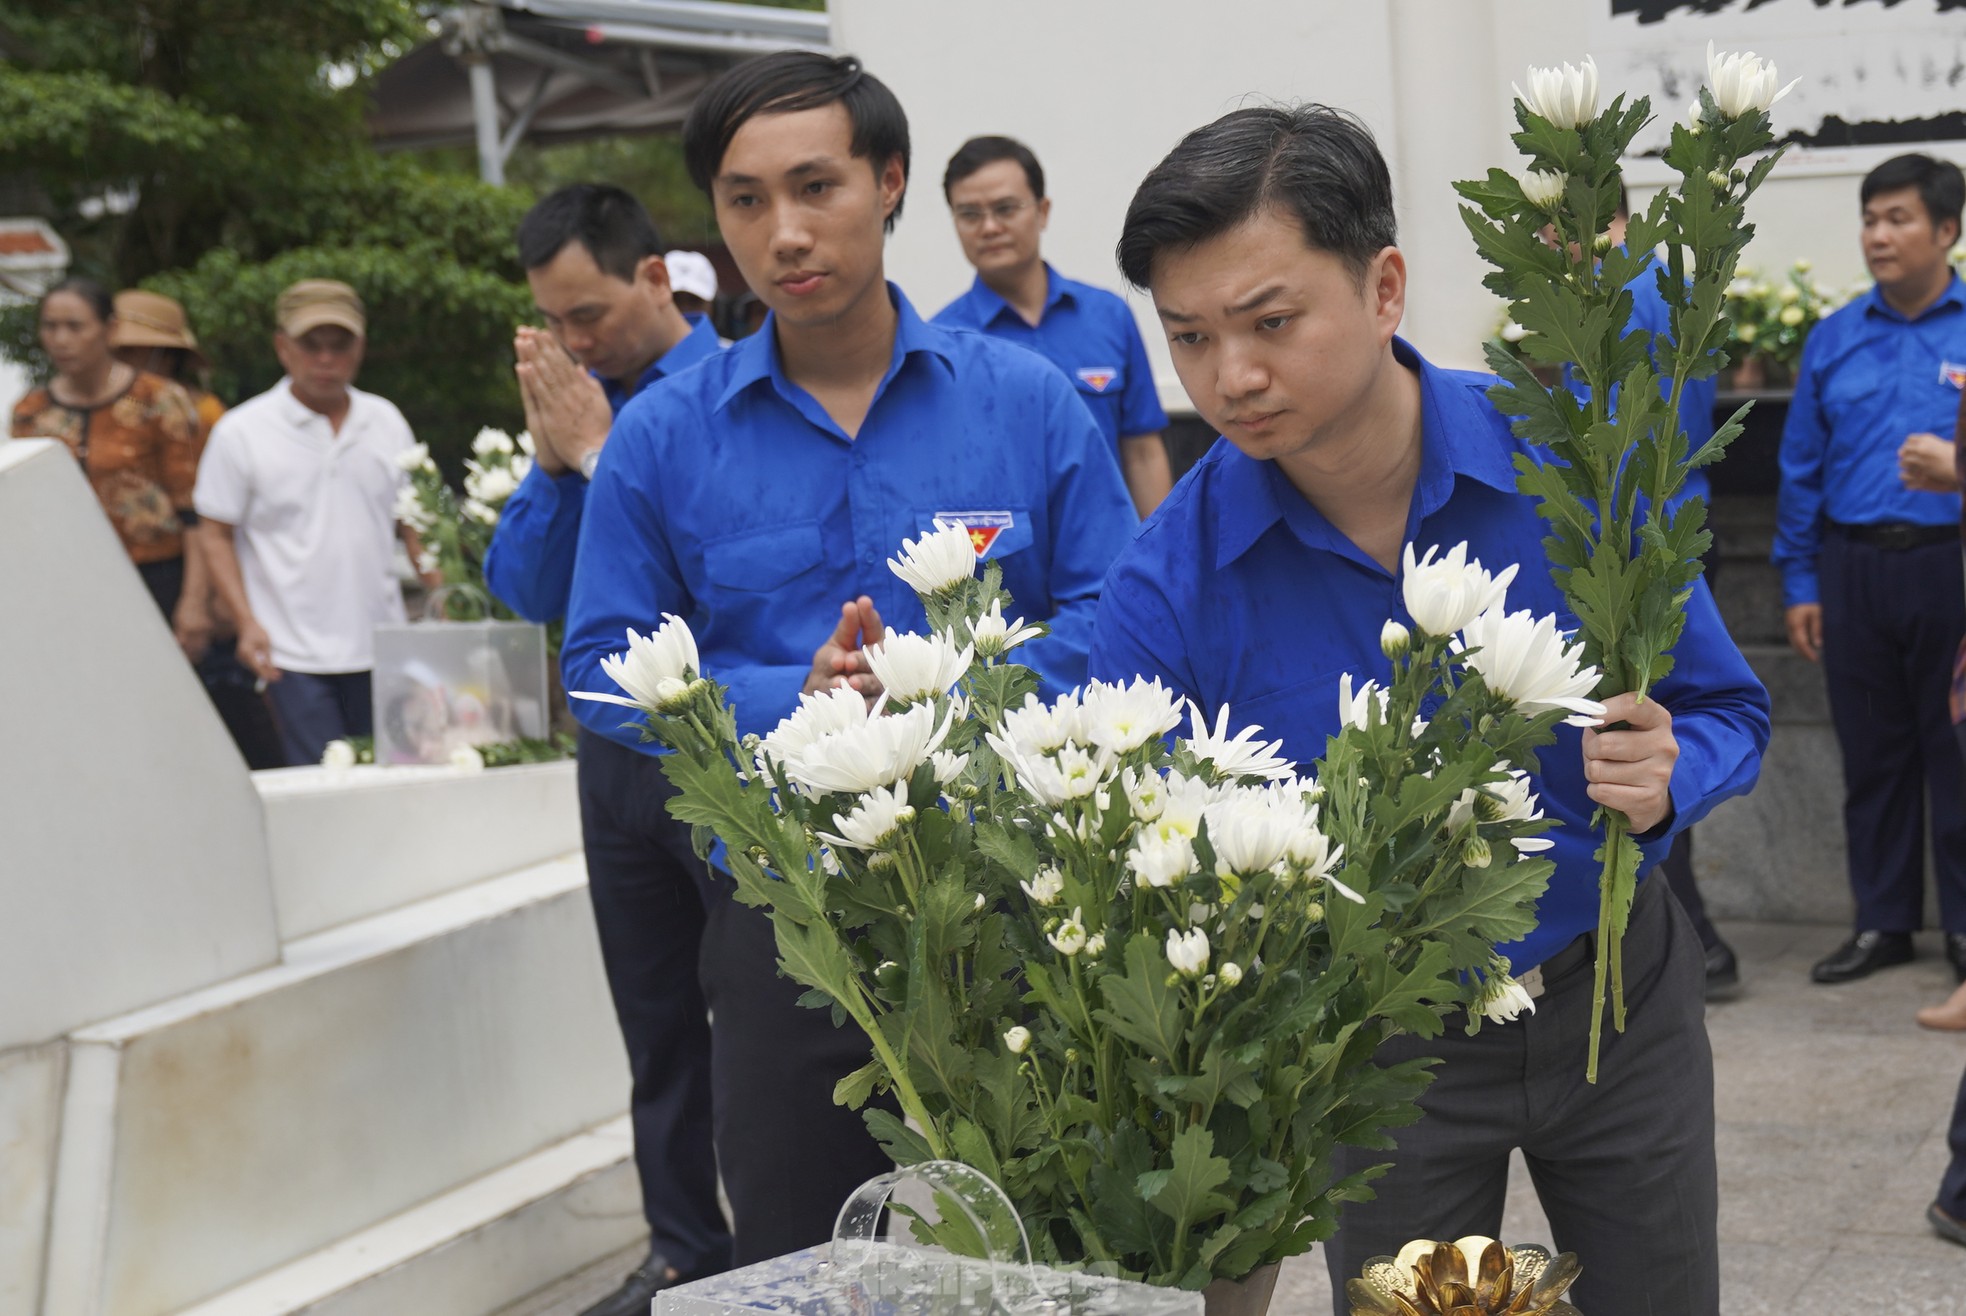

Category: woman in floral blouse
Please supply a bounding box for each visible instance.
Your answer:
[11,278,207,653]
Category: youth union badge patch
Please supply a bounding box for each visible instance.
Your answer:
[1075,366,1119,392]
[1941,361,1966,390]
[936,509,1014,557]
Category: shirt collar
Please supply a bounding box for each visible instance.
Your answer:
[275,377,360,430]
[962,263,1075,328]
[599,316,724,412]
[1212,336,1518,570]
[713,282,955,416]
[1861,270,1966,324]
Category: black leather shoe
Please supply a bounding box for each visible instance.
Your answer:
[1703,939,1740,999]
[1946,933,1966,984]
[1809,930,1914,984]
[1930,1201,1966,1247]
[578,1252,688,1316]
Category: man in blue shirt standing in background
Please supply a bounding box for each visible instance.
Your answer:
[563,51,1137,1270]
[934,135,1175,516]
[482,184,727,1316]
[1093,104,1768,1316]
[1775,153,1966,987]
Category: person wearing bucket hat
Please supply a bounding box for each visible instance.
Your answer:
[193,278,439,765]
[107,289,286,769]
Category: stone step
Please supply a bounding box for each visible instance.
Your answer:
[255,761,580,941]
[40,856,628,1316]
[172,1117,642,1316]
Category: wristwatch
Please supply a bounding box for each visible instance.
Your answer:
[579,447,603,481]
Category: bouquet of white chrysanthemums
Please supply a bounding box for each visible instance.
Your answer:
[577,523,1604,1292]
[393,427,534,620]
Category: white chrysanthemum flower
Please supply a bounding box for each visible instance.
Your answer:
[930,750,969,785]
[1380,619,1411,659]
[1021,866,1065,906]
[991,691,1082,757]
[1480,974,1537,1025]
[1146,770,1215,844]
[1123,766,1167,822]
[1337,674,1391,732]
[1500,320,1530,344]
[415,548,441,576]
[1181,702,1296,781]
[462,497,498,525]
[1683,99,1705,135]
[1205,789,1303,878]
[1129,831,1196,889]
[863,631,973,704]
[393,442,435,473]
[392,484,433,532]
[1166,927,1210,978]
[756,685,867,777]
[1513,55,1599,129]
[516,430,536,456]
[1519,168,1567,210]
[1402,542,1518,639]
[572,616,701,714]
[969,598,1042,658]
[472,427,516,457]
[449,745,485,773]
[470,463,520,504]
[887,520,976,597]
[1083,931,1106,959]
[817,782,916,851]
[1003,1025,1031,1054]
[1049,907,1088,956]
[1457,609,1606,727]
[1078,676,1184,754]
[321,739,357,770]
[1706,41,1798,120]
[785,699,955,796]
[510,453,533,483]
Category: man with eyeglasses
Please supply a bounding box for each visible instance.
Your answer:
[934,135,1174,516]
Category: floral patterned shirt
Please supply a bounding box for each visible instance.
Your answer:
[11,370,203,565]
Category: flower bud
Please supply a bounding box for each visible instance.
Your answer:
[1380,619,1412,659]
[1003,1026,1031,1054]
[1464,836,1494,869]
[1219,962,1244,987]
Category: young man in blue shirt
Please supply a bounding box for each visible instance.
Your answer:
[562,52,1137,1267]
[1093,104,1769,1316]
[1775,153,1966,988]
[482,184,728,1316]
[933,135,1174,516]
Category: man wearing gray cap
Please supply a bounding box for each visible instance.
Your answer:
[195,279,437,764]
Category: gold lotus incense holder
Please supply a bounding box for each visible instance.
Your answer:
[1347,1236,1582,1316]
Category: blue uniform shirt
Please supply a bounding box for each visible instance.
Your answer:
[934,265,1169,458]
[564,284,1140,750]
[1562,252,1717,514]
[1089,338,1770,974]
[482,315,725,623]
[1773,274,1966,607]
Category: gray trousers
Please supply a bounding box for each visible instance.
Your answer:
[1323,874,1719,1316]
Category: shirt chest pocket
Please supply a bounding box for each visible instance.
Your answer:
[913,506,1033,564]
[702,520,825,594]
[1071,366,1125,420]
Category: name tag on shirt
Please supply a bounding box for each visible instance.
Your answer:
[1941,361,1966,390]
[936,509,1014,556]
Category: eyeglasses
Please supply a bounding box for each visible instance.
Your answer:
[953,199,1033,228]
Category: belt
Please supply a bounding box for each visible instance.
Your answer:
[1517,929,1595,1000]
[1827,520,1958,551]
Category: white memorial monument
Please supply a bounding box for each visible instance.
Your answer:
[1,440,637,1316]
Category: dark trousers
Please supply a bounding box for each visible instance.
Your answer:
[1945,1060,1966,1219]
[266,670,374,766]
[1324,875,1719,1316]
[577,732,890,1269]
[1820,532,1966,933]
[1657,828,1721,951]
[577,731,729,1277]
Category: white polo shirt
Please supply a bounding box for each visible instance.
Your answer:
[194,378,414,673]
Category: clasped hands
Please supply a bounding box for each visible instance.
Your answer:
[514,326,612,476]
[804,596,887,705]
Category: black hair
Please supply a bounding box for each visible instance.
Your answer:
[516,184,664,281]
[1861,153,1965,238]
[681,52,911,232]
[943,135,1044,201]
[1117,104,1396,289]
[41,276,114,324]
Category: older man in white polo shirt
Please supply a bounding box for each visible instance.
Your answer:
[195,279,432,765]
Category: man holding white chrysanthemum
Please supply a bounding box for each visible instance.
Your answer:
[562,52,1135,1277]
[1093,102,1768,1315]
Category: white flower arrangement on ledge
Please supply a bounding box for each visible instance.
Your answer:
[576,522,1598,1292]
